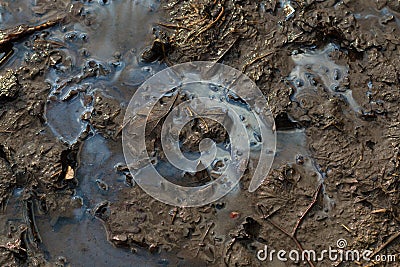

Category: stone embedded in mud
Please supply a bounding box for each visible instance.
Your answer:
[0,70,20,100]
[65,166,74,180]
[141,39,170,63]
[282,1,295,20]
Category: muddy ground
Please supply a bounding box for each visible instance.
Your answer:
[0,0,399,266]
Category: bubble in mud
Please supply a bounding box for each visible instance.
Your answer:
[253,132,262,143]
[295,78,304,87]
[122,62,276,207]
[333,68,341,80]
[209,84,219,92]
[330,84,339,92]
[98,0,110,5]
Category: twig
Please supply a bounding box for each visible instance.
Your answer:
[263,183,323,267]
[292,183,323,236]
[370,208,388,214]
[195,222,214,257]
[0,16,65,46]
[186,17,207,27]
[370,232,400,258]
[0,130,14,133]
[173,14,197,21]
[0,46,14,66]
[200,223,213,244]
[34,39,65,48]
[267,219,315,267]
[196,6,225,36]
[157,22,190,31]
[50,170,62,179]
[242,50,275,72]
[170,207,178,225]
[341,223,352,233]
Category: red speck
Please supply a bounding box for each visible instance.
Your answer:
[230,211,240,219]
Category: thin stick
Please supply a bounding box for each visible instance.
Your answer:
[186,17,207,27]
[196,6,225,36]
[34,39,65,47]
[242,50,275,72]
[195,222,214,257]
[267,219,315,267]
[263,183,323,267]
[292,183,323,236]
[0,47,14,65]
[157,22,190,31]
[0,130,14,133]
[370,232,400,258]
[0,16,64,46]
[170,207,178,225]
[50,170,62,178]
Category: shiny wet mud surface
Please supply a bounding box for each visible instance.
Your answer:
[0,0,400,266]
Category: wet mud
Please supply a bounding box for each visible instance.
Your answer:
[0,0,399,266]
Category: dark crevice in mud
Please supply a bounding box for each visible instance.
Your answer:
[59,147,79,182]
[92,200,110,221]
[141,35,171,63]
[274,112,300,130]
[347,47,364,61]
[242,217,262,239]
[0,43,14,69]
[0,145,12,166]
[23,199,42,244]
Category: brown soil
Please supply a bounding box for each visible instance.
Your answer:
[0,0,399,266]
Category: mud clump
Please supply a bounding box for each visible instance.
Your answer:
[0,70,20,100]
[90,91,123,139]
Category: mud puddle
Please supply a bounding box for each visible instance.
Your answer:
[2,194,169,267]
[352,3,400,29]
[44,0,165,144]
[0,0,51,27]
